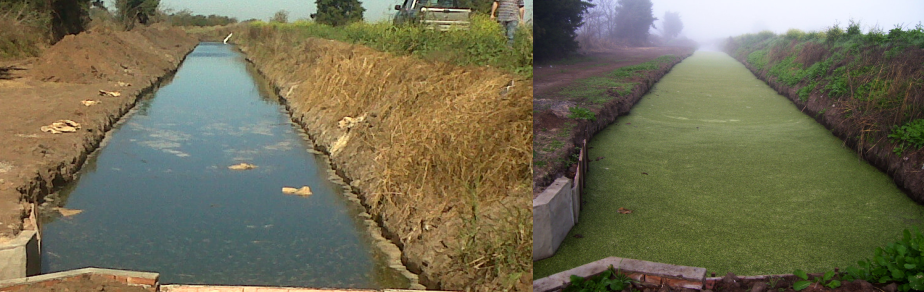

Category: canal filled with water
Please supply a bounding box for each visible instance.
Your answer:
[534,51,924,278]
[40,43,408,288]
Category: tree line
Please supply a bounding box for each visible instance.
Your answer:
[535,0,686,61]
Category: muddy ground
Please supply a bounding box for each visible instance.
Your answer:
[0,25,198,239]
[533,47,695,192]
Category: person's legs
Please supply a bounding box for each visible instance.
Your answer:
[504,20,518,47]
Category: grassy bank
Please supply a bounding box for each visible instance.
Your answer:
[724,23,924,199]
[235,25,532,291]
[534,51,924,279]
[245,15,532,77]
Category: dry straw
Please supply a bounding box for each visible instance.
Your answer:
[240,27,532,291]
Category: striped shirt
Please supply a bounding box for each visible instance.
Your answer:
[495,0,524,22]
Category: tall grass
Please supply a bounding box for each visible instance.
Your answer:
[246,15,532,77]
[0,1,51,59]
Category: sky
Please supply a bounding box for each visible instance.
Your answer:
[139,0,532,23]
[648,0,924,44]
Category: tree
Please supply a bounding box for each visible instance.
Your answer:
[613,0,656,46]
[662,11,682,40]
[271,10,288,23]
[314,0,364,26]
[115,0,159,29]
[534,0,593,61]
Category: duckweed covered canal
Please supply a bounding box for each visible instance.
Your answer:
[534,51,924,278]
[40,43,407,288]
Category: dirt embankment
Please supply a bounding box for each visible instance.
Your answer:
[0,25,198,238]
[725,51,924,202]
[532,48,694,191]
[235,27,532,291]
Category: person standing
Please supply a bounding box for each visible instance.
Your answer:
[490,0,525,47]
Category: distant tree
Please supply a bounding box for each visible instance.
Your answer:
[534,0,593,61]
[314,0,364,26]
[662,11,682,40]
[271,10,288,23]
[613,0,656,46]
[115,0,159,29]
[49,0,91,40]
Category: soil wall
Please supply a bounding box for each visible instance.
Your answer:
[725,53,924,202]
[235,30,532,291]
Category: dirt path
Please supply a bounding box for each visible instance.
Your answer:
[534,47,694,97]
[0,25,198,239]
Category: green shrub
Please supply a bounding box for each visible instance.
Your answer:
[785,29,806,40]
[889,119,924,155]
[843,229,924,291]
[565,265,634,292]
[568,106,596,121]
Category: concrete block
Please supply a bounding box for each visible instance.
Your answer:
[0,230,39,280]
[532,177,574,261]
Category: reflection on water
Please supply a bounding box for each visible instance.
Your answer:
[41,43,407,288]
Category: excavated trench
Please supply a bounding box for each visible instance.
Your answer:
[39,43,411,288]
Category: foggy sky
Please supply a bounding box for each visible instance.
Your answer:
[649,0,924,44]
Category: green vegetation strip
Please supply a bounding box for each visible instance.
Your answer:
[534,51,924,279]
[248,15,532,77]
[557,55,675,104]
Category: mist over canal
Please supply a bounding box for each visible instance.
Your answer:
[40,43,407,288]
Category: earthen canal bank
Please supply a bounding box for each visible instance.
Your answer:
[0,25,532,291]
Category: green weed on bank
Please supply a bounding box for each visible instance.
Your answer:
[724,22,924,156]
[248,15,532,77]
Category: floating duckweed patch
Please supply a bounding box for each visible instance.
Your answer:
[534,51,924,279]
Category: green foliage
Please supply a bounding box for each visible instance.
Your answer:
[847,19,862,36]
[166,9,237,26]
[568,106,596,121]
[248,15,531,77]
[768,55,806,86]
[115,0,158,29]
[662,11,682,40]
[825,24,844,44]
[534,0,593,61]
[746,49,768,71]
[314,0,364,26]
[797,82,816,102]
[613,0,657,46]
[564,265,635,292]
[793,269,841,291]
[889,119,924,155]
[843,229,924,292]
[785,29,806,41]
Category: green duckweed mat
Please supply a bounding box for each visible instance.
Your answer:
[533,51,924,279]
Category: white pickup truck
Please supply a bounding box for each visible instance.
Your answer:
[394,0,472,31]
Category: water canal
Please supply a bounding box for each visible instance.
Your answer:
[40,43,408,288]
[534,51,924,278]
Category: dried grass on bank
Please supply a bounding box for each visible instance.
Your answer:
[238,26,532,291]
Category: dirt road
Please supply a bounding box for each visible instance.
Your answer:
[0,25,198,239]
